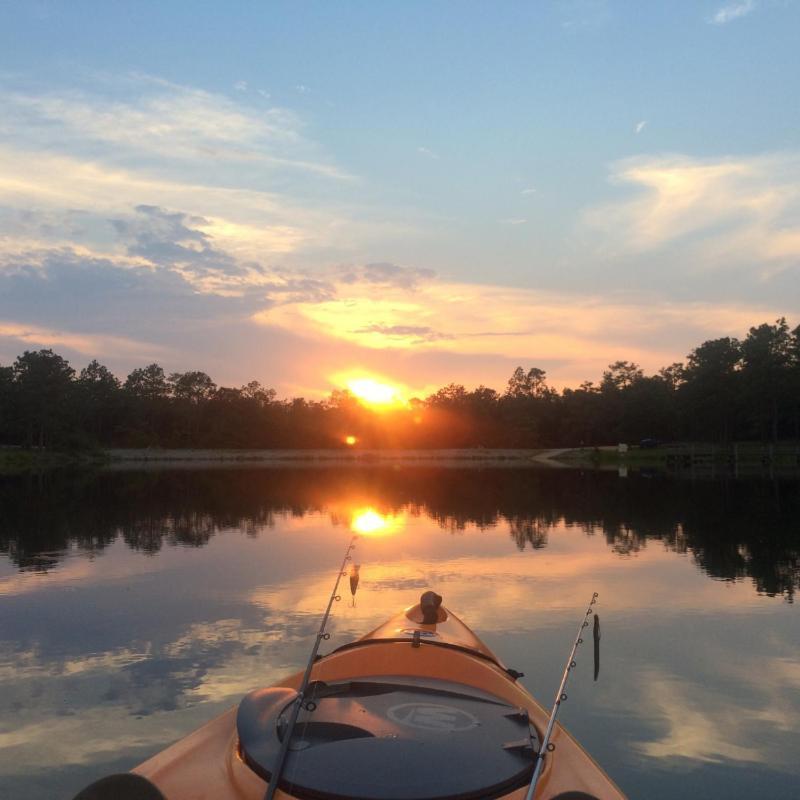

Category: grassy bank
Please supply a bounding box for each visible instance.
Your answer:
[0,447,546,473]
[104,447,547,468]
[556,442,800,471]
[557,447,668,467]
[0,448,109,474]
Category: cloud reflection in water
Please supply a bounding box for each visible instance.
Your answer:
[0,467,798,799]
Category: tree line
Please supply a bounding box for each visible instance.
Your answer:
[1,317,798,450]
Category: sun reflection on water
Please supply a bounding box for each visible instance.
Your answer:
[350,507,403,537]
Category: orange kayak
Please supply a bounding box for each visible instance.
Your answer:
[74,597,627,800]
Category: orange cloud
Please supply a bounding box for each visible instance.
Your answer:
[0,321,167,361]
[255,278,781,389]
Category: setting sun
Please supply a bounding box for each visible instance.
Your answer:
[345,435,357,446]
[347,378,405,408]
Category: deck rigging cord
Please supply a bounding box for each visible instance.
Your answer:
[263,535,358,800]
[525,592,599,800]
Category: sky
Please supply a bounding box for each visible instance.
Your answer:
[1,0,799,399]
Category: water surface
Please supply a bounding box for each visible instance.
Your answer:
[1,467,798,799]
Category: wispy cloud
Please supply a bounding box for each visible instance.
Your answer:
[261,275,336,305]
[340,262,436,290]
[0,71,419,278]
[500,218,527,225]
[632,668,761,763]
[417,146,439,159]
[0,75,352,179]
[0,320,167,361]
[0,147,323,266]
[709,0,755,25]
[520,187,537,195]
[635,120,648,134]
[353,324,453,344]
[585,152,800,277]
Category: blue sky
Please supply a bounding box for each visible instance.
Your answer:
[1,1,798,397]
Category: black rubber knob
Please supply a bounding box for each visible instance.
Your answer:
[72,773,167,800]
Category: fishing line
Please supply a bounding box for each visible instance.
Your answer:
[264,535,358,800]
[525,592,599,800]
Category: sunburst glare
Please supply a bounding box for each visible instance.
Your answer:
[350,507,403,537]
[346,377,407,409]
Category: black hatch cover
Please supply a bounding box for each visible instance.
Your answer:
[237,677,538,800]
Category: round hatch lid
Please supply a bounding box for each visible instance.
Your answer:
[237,677,537,800]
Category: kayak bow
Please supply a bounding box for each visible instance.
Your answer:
[74,593,627,800]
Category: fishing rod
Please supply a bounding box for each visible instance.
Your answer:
[264,535,358,800]
[524,592,598,800]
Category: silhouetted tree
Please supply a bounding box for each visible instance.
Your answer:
[170,371,216,404]
[241,380,276,405]
[125,364,170,401]
[791,324,800,439]
[168,370,217,443]
[1,318,799,450]
[427,383,469,406]
[0,364,15,444]
[123,364,171,445]
[740,318,792,441]
[13,350,75,448]
[658,362,685,391]
[506,367,552,399]
[560,382,603,445]
[682,337,741,442]
[601,361,644,391]
[78,360,121,442]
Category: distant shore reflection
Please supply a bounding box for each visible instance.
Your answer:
[1,467,798,599]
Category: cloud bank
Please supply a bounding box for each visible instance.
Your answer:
[0,74,796,397]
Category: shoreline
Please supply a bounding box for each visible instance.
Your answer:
[104,447,546,468]
[3,444,798,476]
[0,450,109,475]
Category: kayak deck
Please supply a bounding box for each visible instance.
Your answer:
[237,676,537,800]
[133,602,626,800]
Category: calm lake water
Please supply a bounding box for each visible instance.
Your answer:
[1,465,798,800]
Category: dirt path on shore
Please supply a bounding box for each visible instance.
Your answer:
[530,448,575,467]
